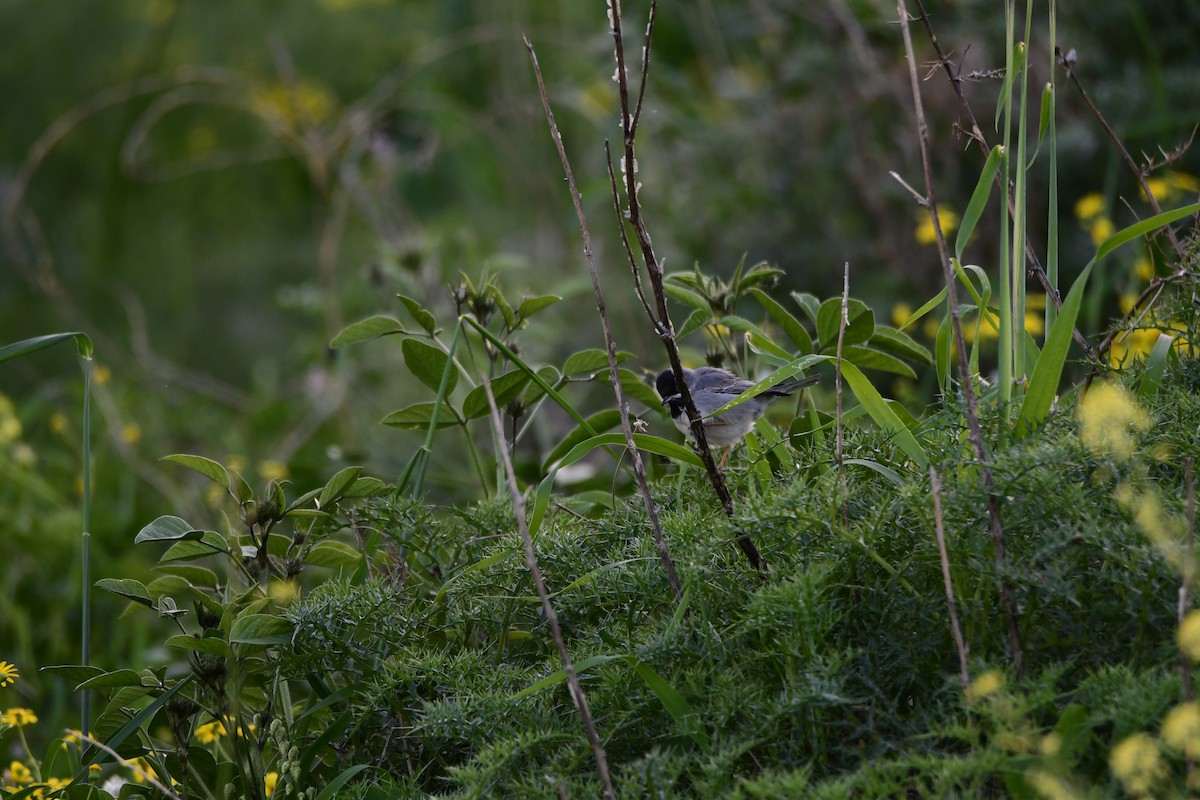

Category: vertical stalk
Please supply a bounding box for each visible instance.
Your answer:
[998,0,1015,404]
[1045,0,1059,334]
[80,353,93,740]
[1011,3,1034,385]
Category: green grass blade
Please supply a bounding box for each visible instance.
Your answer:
[840,363,929,468]
[630,658,710,751]
[0,331,92,362]
[1097,202,1200,261]
[1016,261,1094,437]
[1138,333,1174,398]
[955,145,1004,263]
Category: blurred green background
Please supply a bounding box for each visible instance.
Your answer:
[2,0,1198,720]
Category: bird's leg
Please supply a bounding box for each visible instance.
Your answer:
[717,447,731,469]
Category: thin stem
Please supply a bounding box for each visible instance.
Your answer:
[1183,458,1196,703]
[80,353,93,741]
[931,466,971,695]
[1059,50,1185,259]
[835,263,849,526]
[524,36,682,602]
[911,0,1096,363]
[477,371,615,799]
[897,0,1023,676]
[607,0,766,570]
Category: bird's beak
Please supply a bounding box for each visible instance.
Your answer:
[661,394,680,407]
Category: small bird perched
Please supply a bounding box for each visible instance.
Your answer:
[655,366,820,466]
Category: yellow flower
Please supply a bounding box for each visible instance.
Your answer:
[265,771,279,797]
[1163,702,1200,757]
[226,454,247,474]
[1024,768,1082,800]
[269,580,300,605]
[1026,293,1047,311]
[93,365,111,385]
[0,412,20,446]
[249,80,337,129]
[1088,217,1114,247]
[259,460,289,482]
[12,443,35,467]
[1140,177,1169,202]
[914,206,960,245]
[126,756,158,784]
[7,761,32,784]
[1023,311,1045,338]
[1118,293,1138,315]
[195,720,226,745]
[1133,257,1155,282]
[969,670,1004,700]
[49,412,68,435]
[2,708,38,726]
[891,302,913,328]
[1077,382,1151,460]
[0,661,18,687]
[1074,193,1104,220]
[1167,171,1200,194]
[1109,328,1161,367]
[1109,733,1165,796]
[1181,611,1200,661]
[121,424,142,445]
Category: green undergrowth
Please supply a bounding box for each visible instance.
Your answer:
[278,358,1198,798]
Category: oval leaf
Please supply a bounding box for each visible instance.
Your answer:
[95,578,153,607]
[305,540,363,570]
[330,315,405,348]
[134,515,205,545]
[517,295,561,319]
[397,296,437,334]
[817,298,874,350]
[841,362,929,468]
[462,370,532,419]
[165,634,231,658]
[751,288,814,354]
[401,338,458,394]
[229,613,293,646]
[318,466,362,509]
[381,402,458,430]
[161,455,228,487]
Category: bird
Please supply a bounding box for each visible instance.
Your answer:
[655,366,820,467]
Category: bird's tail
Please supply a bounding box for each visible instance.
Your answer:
[769,374,821,395]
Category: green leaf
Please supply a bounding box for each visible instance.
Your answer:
[517,294,561,319]
[1036,83,1053,147]
[315,765,374,800]
[1138,333,1174,398]
[678,308,713,339]
[0,332,92,363]
[563,349,631,377]
[488,284,517,329]
[397,295,436,334]
[462,370,531,419]
[956,145,1004,263]
[791,292,820,325]
[329,315,405,348]
[543,410,625,470]
[343,476,388,498]
[868,326,932,366]
[154,564,219,587]
[381,402,459,430]
[95,578,154,607]
[631,659,709,751]
[318,466,362,508]
[751,288,813,354]
[817,298,874,350]
[39,665,104,686]
[229,613,292,646]
[511,655,626,700]
[844,458,906,487]
[598,368,662,410]
[164,634,231,658]
[76,669,146,691]
[1016,261,1093,437]
[134,515,206,544]
[841,346,917,379]
[160,531,229,562]
[161,454,229,487]
[305,540,363,570]
[1096,201,1200,261]
[401,338,458,394]
[663,283,712,315]
[841,362,929,468]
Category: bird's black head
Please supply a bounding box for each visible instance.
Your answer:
[655,369,686,419]
[655,369,678,401]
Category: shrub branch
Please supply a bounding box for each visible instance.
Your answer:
[897,0,1024,677]
[605,0,768,571]
[478,370,616,798]
[523,36,683,602]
